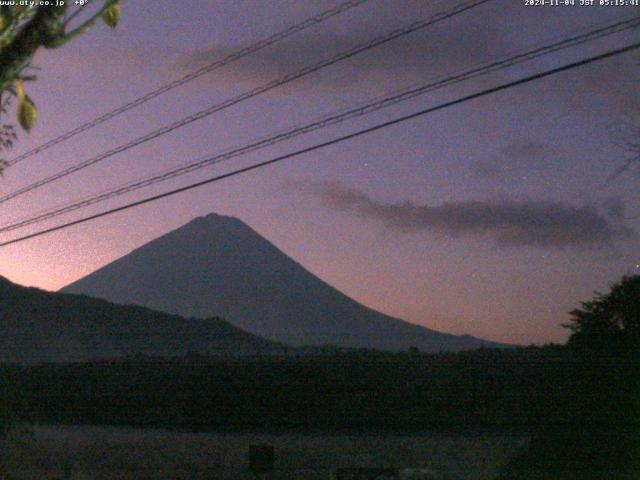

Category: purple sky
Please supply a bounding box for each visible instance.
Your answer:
[0,0,639,344]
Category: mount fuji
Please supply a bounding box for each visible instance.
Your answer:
[62,213,508,352]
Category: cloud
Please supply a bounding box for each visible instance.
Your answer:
[501,140,553,159]
[474,139,557,179]
[173,3,640,110]
[174,24,495,93]
[544,53,640,117]
[289,180,635,250]
[602,196,625,221]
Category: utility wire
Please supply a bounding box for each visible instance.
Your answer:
[2,40,638,248]
[6,0,371,166]
[1,15,636,234]
[0,0,492,205]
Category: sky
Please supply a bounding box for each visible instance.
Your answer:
[0,0,639,345]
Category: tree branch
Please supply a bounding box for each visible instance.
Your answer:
[50,0,118,47]
[62,4,86,28]
[0,6,63,91]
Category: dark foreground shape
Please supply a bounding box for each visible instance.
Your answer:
[497,348,640,480]
[0,275,283,363]
[336,467,399,479]
[249,444,275,475]
[498,427,640,480]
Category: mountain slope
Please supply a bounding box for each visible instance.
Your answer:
[62,213,508,352]
[0,275,283,363]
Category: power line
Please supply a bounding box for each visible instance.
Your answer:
[1,16,636,235]
[1,19,636,233]
[0,0,492,205]
[2,40,638,248]
[6,0,371,167]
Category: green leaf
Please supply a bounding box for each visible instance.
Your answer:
[101,3,120,29]
[13,80,25,102]
[14,80,37,131]
[17,95,36,132]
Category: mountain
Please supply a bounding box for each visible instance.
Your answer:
[62,213,509,352]
[0,275,284,363]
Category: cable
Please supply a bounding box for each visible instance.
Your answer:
[1,40,638,248]
[0,0,492,205]
[6,0,371,166]
[0,15,636,234]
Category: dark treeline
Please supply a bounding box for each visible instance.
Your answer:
[0,346,637,433]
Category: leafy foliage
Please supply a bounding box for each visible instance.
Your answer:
[0,123,15,175]
[563,275,640,352]
[14,80,35,132]
[0,1,121,166]
[101,3,121,29]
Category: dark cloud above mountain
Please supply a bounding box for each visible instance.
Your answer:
[474,139,558,179]
[602,196,626,222]
[173,7,640,125]
[174,23,494,92]
[501,139,554,159]
[289,180,634,250]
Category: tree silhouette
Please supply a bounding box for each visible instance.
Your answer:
[563,274,640,352]
[498,279,640,479]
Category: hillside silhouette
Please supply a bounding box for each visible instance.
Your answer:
[0,275,283,363]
